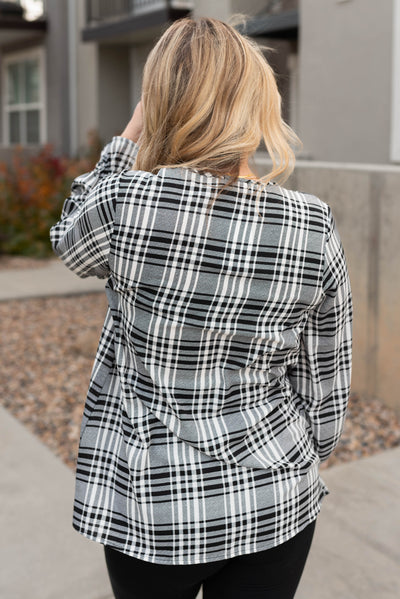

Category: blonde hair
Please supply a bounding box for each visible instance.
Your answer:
[135,17,300,185]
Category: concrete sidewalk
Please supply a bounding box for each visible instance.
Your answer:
[296,450,400,599]
[1,261,399,598]
[0,406,113,599]
[0,259,105,301]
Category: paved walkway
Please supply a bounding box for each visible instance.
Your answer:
[1,261,399,598]
[0,259,104,301]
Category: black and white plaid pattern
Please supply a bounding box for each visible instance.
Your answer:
[50,136,352,565]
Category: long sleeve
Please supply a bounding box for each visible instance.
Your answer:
[50,136,138,279]
[289,208,353,462]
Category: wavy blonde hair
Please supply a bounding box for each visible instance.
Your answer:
[135,17,300,185]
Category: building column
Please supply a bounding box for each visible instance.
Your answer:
[67,0,78,157]
[74,1,99,156]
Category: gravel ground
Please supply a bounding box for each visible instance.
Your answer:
[1,293,400,471]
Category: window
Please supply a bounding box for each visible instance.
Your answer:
[3,48,46,146]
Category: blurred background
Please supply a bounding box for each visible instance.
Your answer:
[0,2,400,597]
[1,0,398,163]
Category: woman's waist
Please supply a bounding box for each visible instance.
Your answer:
[117,373,317,472]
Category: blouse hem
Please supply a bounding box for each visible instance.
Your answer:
[72,484,328,566]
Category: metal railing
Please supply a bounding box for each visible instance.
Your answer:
[86,0,193,24]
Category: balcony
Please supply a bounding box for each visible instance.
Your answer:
[83,0,193,43]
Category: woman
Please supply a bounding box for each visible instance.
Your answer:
[50,17,352,599]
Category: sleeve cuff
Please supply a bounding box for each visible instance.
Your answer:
[100,135,139,172]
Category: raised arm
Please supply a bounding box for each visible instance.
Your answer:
[49,136,138,278]
[50,101,143,279]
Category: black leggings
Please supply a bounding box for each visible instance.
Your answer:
[104,519,316,599]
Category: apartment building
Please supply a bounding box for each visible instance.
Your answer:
[0,0,194,158]
[0,0,399,165]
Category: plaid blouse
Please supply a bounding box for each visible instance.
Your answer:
[50,136,352,565]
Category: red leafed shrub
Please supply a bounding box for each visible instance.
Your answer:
[0,134,101,256]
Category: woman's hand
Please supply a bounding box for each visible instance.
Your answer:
[120,101,143,143]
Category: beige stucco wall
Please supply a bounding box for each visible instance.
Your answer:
[298,0,394,163]
[253,157,400,413]
[194,0,267,19]
[193,0,231,19]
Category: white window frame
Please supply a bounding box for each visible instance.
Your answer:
[2,46,47,146]
[391,0,400,162]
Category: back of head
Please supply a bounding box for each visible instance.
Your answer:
[135,17,299,184]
